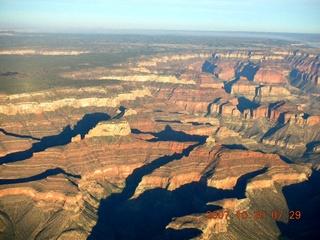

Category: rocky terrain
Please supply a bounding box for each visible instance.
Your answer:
[0,34,319,240]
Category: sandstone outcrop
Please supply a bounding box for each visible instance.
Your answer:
[71,134,81,142]
[0,88,151,115]
[252,105,269,119]
[85,121,131,138]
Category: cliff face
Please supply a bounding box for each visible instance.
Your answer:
[286,51,320,93]
[0,88,151,115]
[254,68,288,83]
[229,77,292,102]
[230,77,257,98]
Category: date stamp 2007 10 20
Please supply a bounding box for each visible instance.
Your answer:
[206,210,301,220]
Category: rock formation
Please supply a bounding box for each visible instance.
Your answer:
[0,87,151,115]
[85,121,131,138]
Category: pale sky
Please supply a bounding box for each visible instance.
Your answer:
[0,0,319,33]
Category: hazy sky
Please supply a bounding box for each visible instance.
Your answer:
[0,0,319,33]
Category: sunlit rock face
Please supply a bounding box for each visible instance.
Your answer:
[0,35,319,240]
[0,88,151,115]
[85,121,131,138]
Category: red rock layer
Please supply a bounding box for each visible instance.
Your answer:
[254,68,287,83]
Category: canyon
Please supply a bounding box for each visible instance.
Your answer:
[0,33,319,240]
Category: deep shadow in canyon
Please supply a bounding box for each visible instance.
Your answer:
[132,125,207,143]
[0,128,41,141]
[224,78,238,94]
[202,60,217,74]
[0,112,111,165]
[305,140,320,152]
[163,228,203,240]
[88,126,268,240]
[237,96,260,113]
[277,170,320,240]
[235,62,259,81]
[222,144,247,150]
[0,71,20,77]
[224,62,260,94]
[0,167,81,185]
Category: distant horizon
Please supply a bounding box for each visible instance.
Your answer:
[1,0,319,35]
[2,28,320,36]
